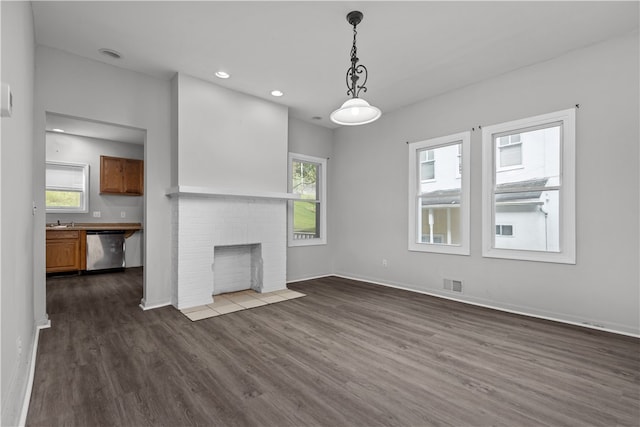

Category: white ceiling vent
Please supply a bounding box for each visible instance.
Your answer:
[444,278,463,293]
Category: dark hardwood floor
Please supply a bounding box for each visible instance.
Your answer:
[28,270,639,426]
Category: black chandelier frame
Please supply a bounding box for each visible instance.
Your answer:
[344,11,369,99]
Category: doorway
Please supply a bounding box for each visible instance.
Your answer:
[43,112,146,306]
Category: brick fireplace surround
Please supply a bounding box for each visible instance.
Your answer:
[168,186,297,310]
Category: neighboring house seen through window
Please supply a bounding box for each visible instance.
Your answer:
[408,132,470,255]
[288,153,327,246]
[482,109,576,264]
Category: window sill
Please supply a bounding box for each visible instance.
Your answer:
[288,239,327,248]
[482,247,575,264]
[496,165,524,172]
[408,242,469,256]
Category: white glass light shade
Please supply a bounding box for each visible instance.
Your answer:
[330,97,381,126]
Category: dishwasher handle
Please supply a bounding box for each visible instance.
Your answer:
[86,230,126,235]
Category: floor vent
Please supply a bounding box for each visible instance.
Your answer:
[444,278,463,293]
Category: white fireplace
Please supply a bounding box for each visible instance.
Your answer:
[168,186,296,309]
[213,243,263,295]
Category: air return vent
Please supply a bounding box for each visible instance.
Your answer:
[443,278,463,293]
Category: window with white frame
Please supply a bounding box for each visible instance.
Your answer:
[497,134,522,168]
[45,161,89,213]
[419,149,435,181]
[288,153,327,246]
[495,224,514,236]
[408,131,470,255]
[482,108,576,264]
[456,143,462,178]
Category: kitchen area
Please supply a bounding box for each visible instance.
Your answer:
[45,113,145,275]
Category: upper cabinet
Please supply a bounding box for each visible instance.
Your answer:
[100,155,144,196]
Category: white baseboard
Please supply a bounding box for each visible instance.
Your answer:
[139,299,172,311]
[333,273,640,339]
[286,273,333,284]
[18,320,51,427]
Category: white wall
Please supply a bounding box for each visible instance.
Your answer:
[1,2,36,425]
[175,73,288,192]
[35,46,172,311]
[286,118,334,281]
[331,32,640,335]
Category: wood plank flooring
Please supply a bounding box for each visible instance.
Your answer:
[27,270,640,426]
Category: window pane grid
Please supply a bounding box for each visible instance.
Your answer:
[409,133,470,255]
[482,109,574,263]
[289,153,327,246]
[45,161,88,213]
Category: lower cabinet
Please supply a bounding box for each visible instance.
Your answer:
[46,230,86,273]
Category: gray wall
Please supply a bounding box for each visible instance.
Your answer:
[175,73,288,192]
[1,2,36,425]
[331,32,639,335]
[35,45,173,312]
[287,118,334,281]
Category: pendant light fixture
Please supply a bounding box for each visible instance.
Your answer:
[330,11,382,126]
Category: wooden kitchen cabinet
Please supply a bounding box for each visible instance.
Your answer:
[100,155,143,195]
[46,230,86,273]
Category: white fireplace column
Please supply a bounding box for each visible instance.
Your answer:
[168,186,297,310]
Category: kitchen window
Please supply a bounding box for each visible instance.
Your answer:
[45,161,89,213]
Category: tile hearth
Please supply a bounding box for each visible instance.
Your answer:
[180,289,306,321]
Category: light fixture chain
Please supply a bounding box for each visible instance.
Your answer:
[331,11,381,126]
[346,21,368,98]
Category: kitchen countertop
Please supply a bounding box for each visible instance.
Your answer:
[46,222,143,232]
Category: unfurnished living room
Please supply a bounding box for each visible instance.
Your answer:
[1,1,639,426]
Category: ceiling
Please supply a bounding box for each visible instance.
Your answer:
[32,1,638,132]
[46,112,146,144]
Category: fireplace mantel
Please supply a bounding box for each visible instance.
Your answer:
[171,187,290,309]
[166,185,300,201]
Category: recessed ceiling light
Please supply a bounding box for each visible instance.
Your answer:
[51,128,65,133]
[271,90,284,97]
[98,48,122,59]
[215,71,230,79]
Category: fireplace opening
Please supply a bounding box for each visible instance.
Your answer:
[213,244,263,295]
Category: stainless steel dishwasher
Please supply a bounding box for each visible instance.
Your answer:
[86,230,125,271]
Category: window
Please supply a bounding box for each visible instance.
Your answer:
[497,134,522,168]
[482,108,576,263]
[495,224,514,236]
[408,131,470,255]
[456,143,462,178]
[288,153,327,246]
[45,161,89,213]
[419,149,435,181]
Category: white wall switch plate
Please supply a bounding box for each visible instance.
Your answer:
[93,211,101,218]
